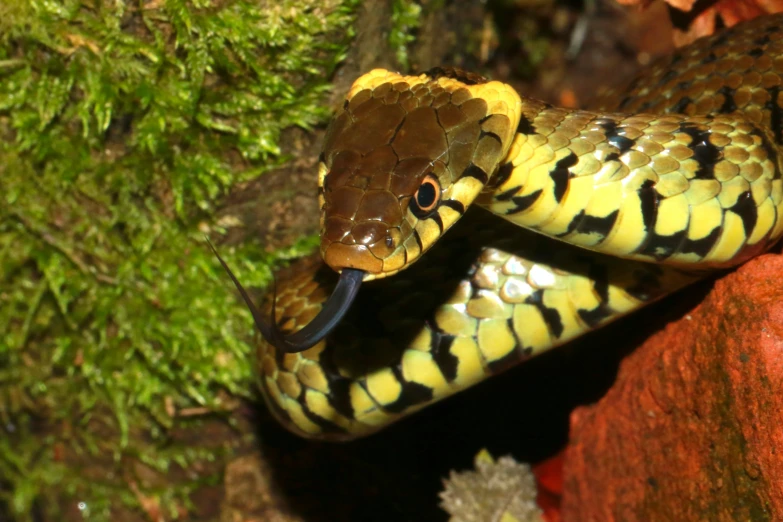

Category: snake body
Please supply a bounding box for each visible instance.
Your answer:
[243,15,783,440]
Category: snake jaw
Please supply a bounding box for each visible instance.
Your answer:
[208,238,364,353]
[322,242,385,273]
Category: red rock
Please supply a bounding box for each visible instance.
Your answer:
[534,452,564,522]
[561,253,783,521]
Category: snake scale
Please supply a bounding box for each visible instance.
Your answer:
[213,14,783,440]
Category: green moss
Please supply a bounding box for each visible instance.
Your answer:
[0,0,358,519]
[390,0,422,70]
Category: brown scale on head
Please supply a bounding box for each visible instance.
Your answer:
[318,68,523,280]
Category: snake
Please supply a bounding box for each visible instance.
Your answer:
[211,14,783,441]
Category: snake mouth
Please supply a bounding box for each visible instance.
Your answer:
[208,239,363,353]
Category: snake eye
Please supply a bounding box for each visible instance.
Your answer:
[410,174,441,218]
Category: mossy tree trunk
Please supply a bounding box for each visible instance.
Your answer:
[0,1,359,519]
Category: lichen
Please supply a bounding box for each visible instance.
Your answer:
[0,0,358,519]
[440,450,544,522]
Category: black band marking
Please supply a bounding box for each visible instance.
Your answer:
[505,189,543,215]
[384,367,435,413]
[671,96,693,114]
[517,115,536,135]
[573,209,620,238]
[492,162,515,188]
[551,152,577,203]
[525,290,564,339]
[638,229,688,261]
[486,346,528,375]
[322,372,356,420]
[479,130,503,146]
[764,86,782,145]
[461,162,489,184]
[413,229,424,252]
[300,401,348,435]
[679,122,723,179]
[717,86,737,113]
[430,211,444,233]
[578,261,612,327]
[638,178,660,233]
[598,119,635,155]
[441,198,466,214]
[729,191,758,240]
[430,330,459,382]
[557,208,620,239]
[496,185,520,202]
[681,226,722,258]
[578,305,613,328]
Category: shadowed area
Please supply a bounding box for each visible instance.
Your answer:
[251,266,713,521]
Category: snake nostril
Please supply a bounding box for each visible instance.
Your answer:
[385,236,394,248]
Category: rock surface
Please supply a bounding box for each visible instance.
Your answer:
[562,252,783,521]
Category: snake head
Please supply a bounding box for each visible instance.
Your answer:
[211,69,522,354]
[318,67,522,280]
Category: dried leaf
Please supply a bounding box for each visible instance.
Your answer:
[669,0,783,47]
[440,450,544,522]
[612,0,783,45]
[672,0,783,45]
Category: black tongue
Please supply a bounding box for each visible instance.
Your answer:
[208,238,363,353]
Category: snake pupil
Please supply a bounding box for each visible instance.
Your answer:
[417,183,436,207]
[412,175,441,218]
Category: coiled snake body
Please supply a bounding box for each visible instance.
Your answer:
[217,15,783,440]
